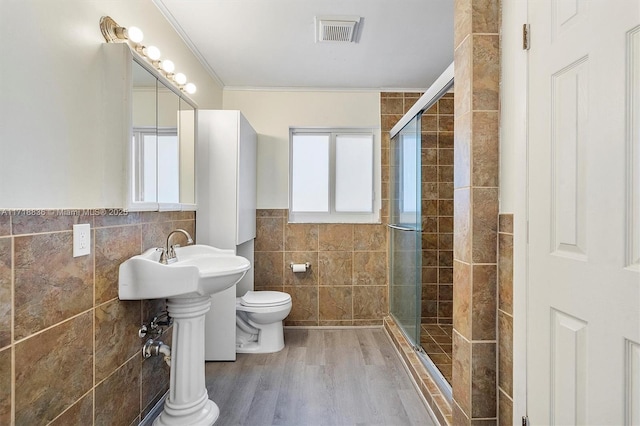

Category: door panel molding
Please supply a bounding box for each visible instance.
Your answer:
[627,26,640,270]
[550,308,588,425]
[626,339,640,425]
[551,56,589,260]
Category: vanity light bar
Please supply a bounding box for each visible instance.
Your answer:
[99,16,197,95]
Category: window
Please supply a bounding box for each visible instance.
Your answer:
[133,127,179,204]
[289,128,379,223]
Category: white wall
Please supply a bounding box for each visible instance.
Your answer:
[222,90,381,209]
[500,1,529,423]
[0,0,223,208]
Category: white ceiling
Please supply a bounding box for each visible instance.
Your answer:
[153,0,454,91]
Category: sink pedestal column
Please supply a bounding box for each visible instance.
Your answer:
[154,296,219,426]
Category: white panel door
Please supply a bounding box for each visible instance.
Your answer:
[527,0,640,424]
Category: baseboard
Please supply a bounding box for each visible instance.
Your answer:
[139,391,168,426]
[284,325,382,329]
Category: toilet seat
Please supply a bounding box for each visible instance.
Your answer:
[240,290,291,308]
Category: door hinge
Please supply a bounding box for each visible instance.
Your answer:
[523,24,531,50]
[522,415,530,426]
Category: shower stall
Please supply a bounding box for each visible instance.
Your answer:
[388,64,454,398]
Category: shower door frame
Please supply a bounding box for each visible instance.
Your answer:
[388,63,455,400]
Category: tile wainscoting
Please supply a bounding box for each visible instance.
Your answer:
[254,209,388,326]
[0,210,194,425]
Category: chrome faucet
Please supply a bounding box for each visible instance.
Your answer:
[159,229,194,264]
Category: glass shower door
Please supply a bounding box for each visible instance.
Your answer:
[389,113,422,345]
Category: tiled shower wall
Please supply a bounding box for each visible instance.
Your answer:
[380,92,455,325]
[421,93,455,325]
[0,210,194,425]
[254,210,388,326]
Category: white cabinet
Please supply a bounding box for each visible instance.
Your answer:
[197,110,257,361]
[197,110,257,249]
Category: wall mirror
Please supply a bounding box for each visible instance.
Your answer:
[130,58,196,211]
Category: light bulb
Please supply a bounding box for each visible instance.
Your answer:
[161,60,175,73]
[184,83,197,94]
[174,73,187,85]
[126,26,144,43]
[144,45,161,61]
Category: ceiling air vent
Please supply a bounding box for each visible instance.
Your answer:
[315,16,361,43]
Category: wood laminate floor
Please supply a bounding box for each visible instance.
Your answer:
[205,328,437,426]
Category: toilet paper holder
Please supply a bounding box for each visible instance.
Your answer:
[290,262,311,272]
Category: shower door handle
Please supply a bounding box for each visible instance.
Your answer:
[387,224,415,232]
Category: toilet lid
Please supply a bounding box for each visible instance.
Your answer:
[240,291,291,307]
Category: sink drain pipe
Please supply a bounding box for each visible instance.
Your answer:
[143,339,171,366]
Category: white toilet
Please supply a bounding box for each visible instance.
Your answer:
[235,290,292,353]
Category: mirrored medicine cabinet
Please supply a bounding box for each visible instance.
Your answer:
[102,45,198,211]
[130,58,196,211]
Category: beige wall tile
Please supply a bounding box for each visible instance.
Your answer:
[381,114,403,132]
[498,389,513,426]
[256,209,287,217]
[95,300,141,383]
[94,357,141,426]
[318,224,354,251]
[0,238,10,348]
[0,216,9,236]
[454,112,472,189]
[353,224,387,251]
[14,232,93,339]
[454,0,472,49]
[472,111,500,187]
[353,251,387,285]
[471,187,498,264]
[472,264,497,341]
[498,311,513,396]
[319,251,353,286]
[471,342,497,418]
[453,401,471,425]
[498,232,514,315]
[353,286,387,319]
[380,97,404,115]
[454,188,471,263]
[95,225,142,304]
[15,312,93,425]
[142,221,174,252]
[453,261,471,339]
[452,331,471,416]
[285,223,318,251]
[498,214,513,234]
[256,216,284,251]
[454,37,472,118]
[11,211,92,235]
[472,0,500,33]
[254,251,285,288]
[472,35,500,111]
[94,211,141,227]
[319,286,353,321]
[284,251,318,286]
[171,220,196,244]
[0,347,10,425]
[284,285,318,324]
[50,394,93,426]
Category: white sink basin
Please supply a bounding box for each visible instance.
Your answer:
[118,244,250,300]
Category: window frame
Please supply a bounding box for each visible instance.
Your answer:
[288,127,379,224]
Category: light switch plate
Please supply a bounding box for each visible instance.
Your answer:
[73,223,91,257]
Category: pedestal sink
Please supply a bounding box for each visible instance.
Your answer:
[119,244,250,426]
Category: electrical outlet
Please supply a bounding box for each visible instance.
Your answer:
[73,223,91,257]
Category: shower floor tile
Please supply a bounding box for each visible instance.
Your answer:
[420,323,452,383]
